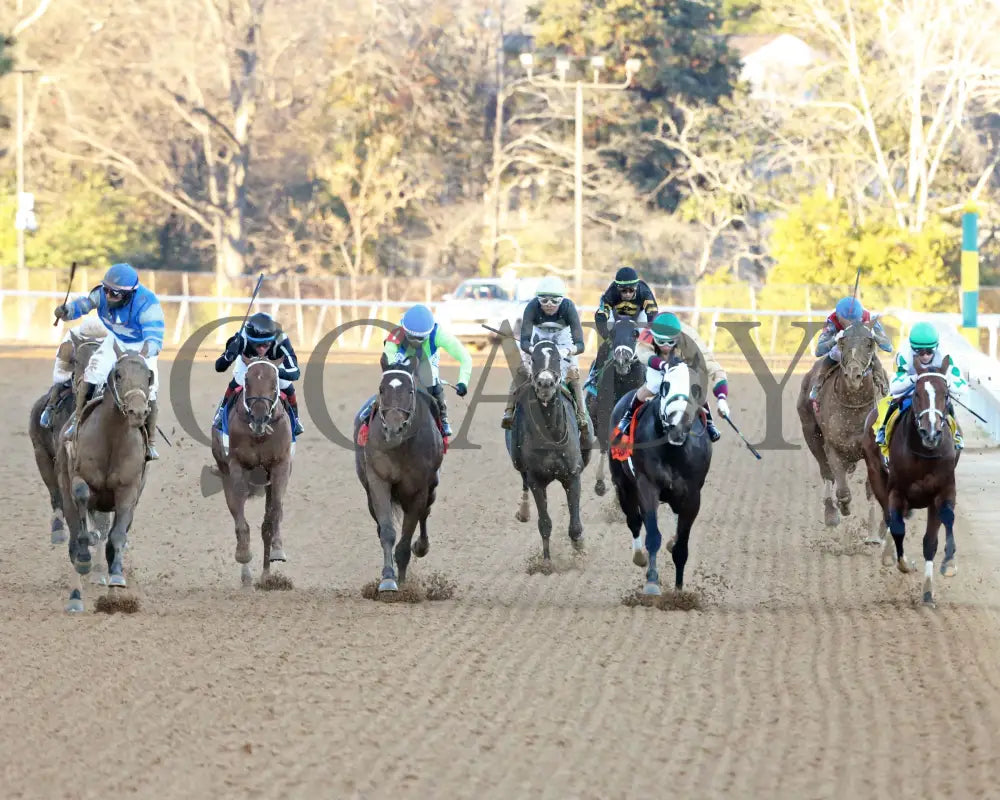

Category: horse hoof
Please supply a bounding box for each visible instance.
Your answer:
[378,578,399,592]
[269,548,286,562]
[837,502,851,517]
[643,582,662,596]
[515,510,530,523]
[941,560,957,578]
[108,574,127,588]
[632,549,648,567]
[413,538,429,558]
[922,591,936,607]
[65,593,85,614]
[881,538,895,567]
[595,480,607,496]
[235,546,252,565]
[665,536,676,553]
[897,558,914,574]
[74,560,91,576]
[824,505,840,527]
[51,530,67,545]
[241,564,253,587]
[571,537,585,552]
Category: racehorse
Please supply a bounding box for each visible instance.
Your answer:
[354,356,444,592]
[797,318,887,534]
[586,317,644,497]
[608,359,711,595]
[506,339,591,561]
[55,343,152,612]
[211,357,294,586]
[861,366,960,605]
[29,331,107,545]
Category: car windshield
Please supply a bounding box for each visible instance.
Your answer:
[454,283,511,301]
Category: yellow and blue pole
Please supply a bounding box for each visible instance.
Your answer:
[961,202,979,347]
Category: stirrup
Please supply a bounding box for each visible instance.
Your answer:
[875,428,886,445]
[501,409,514,430]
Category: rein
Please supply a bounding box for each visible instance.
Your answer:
[376,368,421,439]
[902,373,950,460]
[241,360,282,432]
[108,354,151,416]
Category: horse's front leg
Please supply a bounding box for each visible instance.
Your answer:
[940,497,957,578]
[921,505,943,606]
[594,449,608,496]
[396,496,425,584]
[107,484,140,588]
[563,473,584,550]
[669,494,702,592]
[887,488,913,573]
[528,477,552,561]
[825,444,852,517]
[368,475,399,592]
[515,471,531,523]
[261,460,291,573]
[637,474,662,595]
[222,462,253,584]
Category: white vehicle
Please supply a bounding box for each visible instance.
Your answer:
[434,277,540,349]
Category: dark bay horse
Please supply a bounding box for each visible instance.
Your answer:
[56,343,152,612]
[29,331,106,545]
[608,360,712,595]
[797,318,887,534]
[586,317,644,497]
[354,356,444,592]
[506,339,591,561]
[211,357,294,586]
[862,367,960,605]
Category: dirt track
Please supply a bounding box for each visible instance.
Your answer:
[5,355,1000,799]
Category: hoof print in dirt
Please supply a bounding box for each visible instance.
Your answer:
[255,573,294,591]
[94,592,141,615]
[361,573,456,603]
[620,586,703,611]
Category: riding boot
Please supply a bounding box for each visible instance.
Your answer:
[430,383,452,437]
[809,356,837,403]
[947,401,963,450]
[875,398,898,446]
[565,370,591,436]
[64,381,95,439]
[612,395,644,442]
[285,390,304,436]
[703,402,721,442]
[39,381,66,429]
[144,398,159,461]
[501,371,525,430]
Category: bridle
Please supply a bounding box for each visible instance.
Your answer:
[913,371,947,429]
[108,352,151,416]
[242,360,281,432]
[378,368,417,431]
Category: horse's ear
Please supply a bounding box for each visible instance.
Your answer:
[113,339,124,358]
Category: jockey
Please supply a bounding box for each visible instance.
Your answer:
[875,321,966,450]
[611,311,729,444]
[212,311,304,436]
[584,265,659,393]
[54,262,164,461]
[500,275,589,434]
[809,296,892,402]
[361,303,471,438]
[39,317,108,429]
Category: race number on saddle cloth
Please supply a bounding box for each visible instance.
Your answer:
[357,304,472,446]
[872,321,965,456]
[213,312,304,440]
[54,262,164,460]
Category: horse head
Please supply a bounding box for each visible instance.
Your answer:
[529,340,563,404]
[657,360,698,446]
[609,318,640,376]
[839,319,877,391]
[911,367,950,450]
[242,357,281,437]
[109,340,153,427]
[377,358,418,445]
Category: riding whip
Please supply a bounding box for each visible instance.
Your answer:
[238,273,265,333]
[53,260,78,326]
[850,267,861,306]
[951,395,989,425]
[721,413,762,460]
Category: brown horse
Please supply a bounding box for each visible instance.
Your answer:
[56,343,152,612]
[861,367,960,606]
[354,356,444,592]
[29,332,106,545]
[797,319,887,533]
[211,357,294,586]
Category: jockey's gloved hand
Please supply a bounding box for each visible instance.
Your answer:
[225,332,244,358]
[393,354,411,367]
[717,397,730,418]
[53,304,69,320]
[455,382,468,397]
[559,347,571,360]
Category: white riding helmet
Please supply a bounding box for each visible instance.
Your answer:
[535,275,566,298]
[74,317,108,339]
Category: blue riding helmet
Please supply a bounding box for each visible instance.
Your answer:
[102,262,140,292]
[401,304,435,340]
[835,296,863,322]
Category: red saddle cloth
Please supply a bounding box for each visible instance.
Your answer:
[356,404,448,453]
[610,403,706,461]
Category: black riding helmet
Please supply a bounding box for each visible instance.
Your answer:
[245,312,279,344]
[614,265,639,286]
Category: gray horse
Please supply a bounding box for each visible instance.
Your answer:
[506,339,592,561]
[56,344,152,612]
[354,356,444,592]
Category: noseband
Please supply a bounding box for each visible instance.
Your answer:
[378,369,417,429]
[243,361,281,430]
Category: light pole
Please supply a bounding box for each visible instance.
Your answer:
[517,53,641,291]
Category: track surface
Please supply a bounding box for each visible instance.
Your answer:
[5,356,1000,799]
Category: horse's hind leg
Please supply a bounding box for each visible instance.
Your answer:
[594,449,608,496]
[528,478,553,561]
[368,476,399,592]
[825,445,852,517]
[637,475,662,595]
[31,438,65,544]
[799,408,838,526]
[70,476,93,573]
[515,471,531,523]
[396,501,424,584]
[222,464,253,579]
[922,506,943,606]
[887,489,913,573]
[612,470,646,566]
[669,495,701,592]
